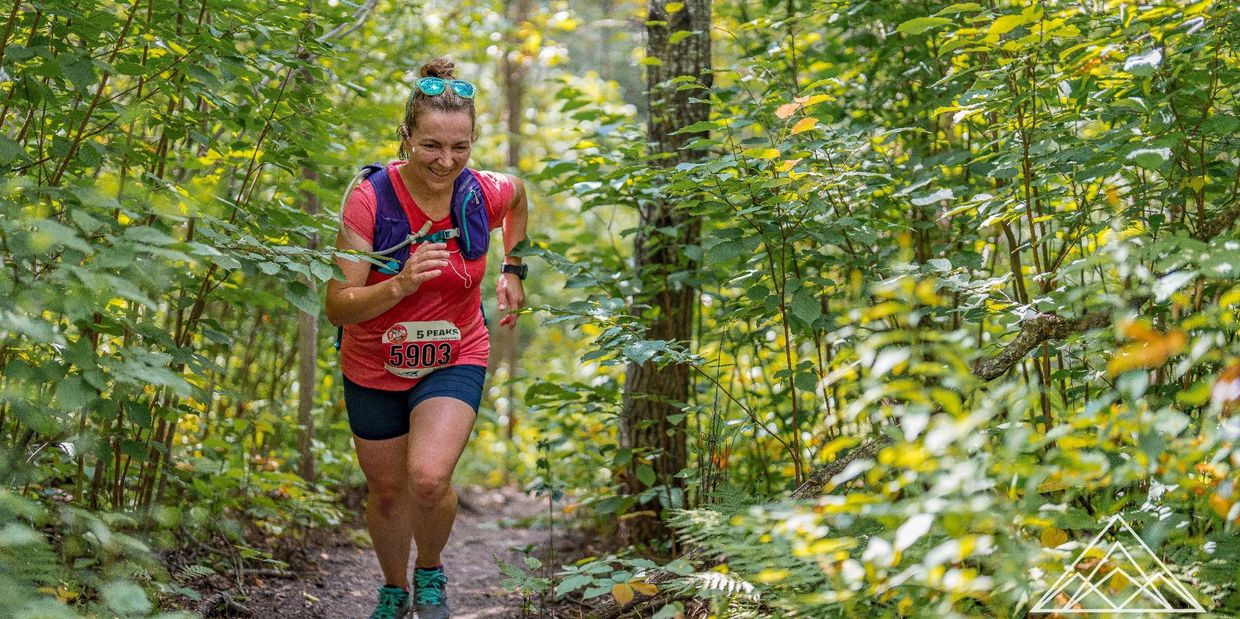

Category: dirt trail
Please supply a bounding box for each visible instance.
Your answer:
[242,487,550,618]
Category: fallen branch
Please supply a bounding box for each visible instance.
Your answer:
[200,591,250,617]
[971,310,1112,381]
[790,434,895,499]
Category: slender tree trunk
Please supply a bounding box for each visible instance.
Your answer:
[491,0,532,442]
[619,0,712,547]
[297,166,320,482]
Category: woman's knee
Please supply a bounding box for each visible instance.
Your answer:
[408,469,452,505]
[366,477,409,516]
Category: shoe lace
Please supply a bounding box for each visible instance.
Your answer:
[373,586,407,619]
[414,568,447,606]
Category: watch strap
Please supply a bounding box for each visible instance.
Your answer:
[501,263,528,280]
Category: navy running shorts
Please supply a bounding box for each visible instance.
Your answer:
[343,365,486,441]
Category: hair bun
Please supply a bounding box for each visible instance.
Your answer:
[419,57,456,79]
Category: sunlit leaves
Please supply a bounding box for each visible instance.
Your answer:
[987,14,1027,37]
[896,17,953,36]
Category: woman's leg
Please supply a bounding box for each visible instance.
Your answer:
[355,434,415,588]
[405,396,476,568]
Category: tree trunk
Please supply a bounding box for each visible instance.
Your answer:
[489,0,532,443]
[296,158,320,481]
[619,0,712,547]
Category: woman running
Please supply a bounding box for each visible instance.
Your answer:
[326,57,529,619]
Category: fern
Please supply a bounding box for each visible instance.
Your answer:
[176,564,217,583]
[690,570,758,599]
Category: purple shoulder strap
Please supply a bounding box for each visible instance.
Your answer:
[364,164,410,274]
[361,164,492,273]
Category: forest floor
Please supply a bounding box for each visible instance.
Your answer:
[177,486,578,618]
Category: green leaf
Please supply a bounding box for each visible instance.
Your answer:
[556,573,594,598]
[794,371,818,391]
[285,281,319,316]
[637,464,656,487]
[705,239,743,264]
[55,375,94,411]
[0,134,28,164]
[102,581,152,615]
[1127,147,1170,170]
[622,340,666,365]
[309,259,335,282]
[61,56,96,91]
[936,2,982,15]
[790,286,820,324]
[896,17,953,35]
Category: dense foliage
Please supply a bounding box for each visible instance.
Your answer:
[2,0,1237,617]
[534,0,1240,616]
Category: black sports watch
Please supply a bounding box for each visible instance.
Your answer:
[501,263,528,280]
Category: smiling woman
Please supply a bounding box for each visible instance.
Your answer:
[323,57,531,619]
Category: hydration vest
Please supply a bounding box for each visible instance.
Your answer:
[335,163,493,351]
[359,162,492,272]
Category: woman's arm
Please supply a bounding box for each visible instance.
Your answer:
[496,175,529,328]
[325,222,450,326]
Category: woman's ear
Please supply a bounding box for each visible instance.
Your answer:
[398,124,414,157]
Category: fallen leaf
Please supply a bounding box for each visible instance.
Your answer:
[631,581,658,596]
[612,582,634,605]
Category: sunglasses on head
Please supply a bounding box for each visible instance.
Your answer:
[414,77,475,99]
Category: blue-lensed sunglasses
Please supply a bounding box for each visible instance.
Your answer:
[415,77,475,99]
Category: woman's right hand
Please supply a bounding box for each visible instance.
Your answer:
[393,241,450,296]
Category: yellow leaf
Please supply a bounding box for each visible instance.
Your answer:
[1041,527,1068,548]
[755,568,790,583]
[797,93,833,108]
[167,40,190,56]
[791,117,818,134]
[631,581,658,596]
[775,102,800,119]
[775,158,802,173]
[988,14,1027,36]
[611,582,634,605]
[742,147,781,160]
[1105,186,1121,207]
[665,2,684,13]
[898,598,913,616]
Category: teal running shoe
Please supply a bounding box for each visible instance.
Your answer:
[413,566,450,619]
[369,584,411,619]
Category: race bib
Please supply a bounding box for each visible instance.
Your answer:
[381,320,461,379]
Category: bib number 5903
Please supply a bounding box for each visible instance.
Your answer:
[387,342,452,368]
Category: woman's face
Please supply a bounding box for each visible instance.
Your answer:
[402,110,474,193]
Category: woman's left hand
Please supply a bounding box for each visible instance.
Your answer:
[497,272,525,328]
